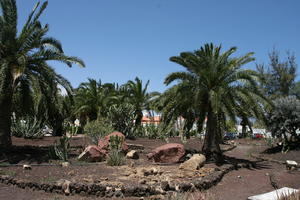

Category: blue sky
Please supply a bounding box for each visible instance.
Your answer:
[18,1,300,92]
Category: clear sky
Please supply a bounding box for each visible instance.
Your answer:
[17,1,300,92]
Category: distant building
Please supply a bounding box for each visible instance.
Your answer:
[141,115,161,126]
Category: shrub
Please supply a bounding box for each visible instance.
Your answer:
[266,96,300,151]
[133,123,170,140]
[84,120,114,144]
[106,149,125,166]
[106,135,125,166]
[11,116,45,139]
[107,103,136,137]
[49,135,71,161]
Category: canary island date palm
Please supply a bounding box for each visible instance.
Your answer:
[124,77,160,126]
[165,43,267,161]
[74,79,119,123]
[0,0,85,149]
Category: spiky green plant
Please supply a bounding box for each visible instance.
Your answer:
[106,149,125,166]
[52,135,71,161]
[11,116,44,139]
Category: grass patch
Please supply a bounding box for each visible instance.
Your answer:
[0,169,16,177]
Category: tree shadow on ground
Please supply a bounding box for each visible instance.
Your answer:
[262,142,300,154]
[222,155,272,170]
[0,146,51,164]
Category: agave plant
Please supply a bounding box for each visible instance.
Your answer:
[11,116,45,139]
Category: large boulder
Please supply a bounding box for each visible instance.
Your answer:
[78,145,107,162]
[146,143,185,163]
[179,154,206,170]
[98,131,128,153]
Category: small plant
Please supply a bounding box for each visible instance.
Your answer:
[49,135,71,161]
[109,135,123,151]
[65,122,79,136]
[84,120,113,144]
[11,116,45,139]
[106,149,125,166]
[106,135,125,166]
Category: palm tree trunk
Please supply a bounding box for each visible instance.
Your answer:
[202,104,223,163]
[135,110,143,126]
[0,69,13,149]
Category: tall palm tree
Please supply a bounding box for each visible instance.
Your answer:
[165,43,267,161]
[124,77,159,126]
[0,0,85,149]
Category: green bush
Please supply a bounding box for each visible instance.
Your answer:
[133,123,170,139]
[106,150,125,166]
[107,103,136,137]
[84,120,114,144]
[11,116,45,139]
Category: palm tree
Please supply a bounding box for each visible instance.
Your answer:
[0,0,85,149]
[74,79,118,123]
[165,43,267,161]
[124,77,160,126]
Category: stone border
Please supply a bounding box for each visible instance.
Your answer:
[0,163,250,198]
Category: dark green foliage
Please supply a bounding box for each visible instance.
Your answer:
[107,103,137,138]
[84,120,114,144]
[162,43,268,160]
[267,96,300,151]
[257,49,297,98]
[109,135,123,151]
[124,77,160,126]
[290,81,300,99]
[0,0,85,148]
[11,116,45,139]
[74,79,120,123]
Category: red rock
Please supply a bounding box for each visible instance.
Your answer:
[98,131,128,153]
[78,145,107,162]
[146,143,185,163]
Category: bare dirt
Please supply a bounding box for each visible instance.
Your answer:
[0,137,300,200]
